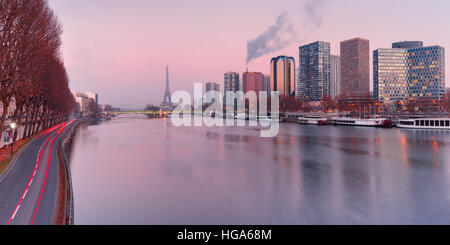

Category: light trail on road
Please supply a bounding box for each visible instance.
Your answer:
[32,135,57,225]
[6,125,62,225]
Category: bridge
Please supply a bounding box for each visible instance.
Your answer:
[107,110,173,117]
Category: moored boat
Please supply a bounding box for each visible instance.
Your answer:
[298,116,328,125]
[396,118,450,130]
[331,117,391,127]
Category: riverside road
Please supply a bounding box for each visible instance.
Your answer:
[0,120,76,225]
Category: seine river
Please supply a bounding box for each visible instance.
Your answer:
[69,114,450,225]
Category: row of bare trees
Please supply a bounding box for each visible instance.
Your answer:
[1,0,75,139]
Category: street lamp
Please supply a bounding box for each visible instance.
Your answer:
[10,122,16,154]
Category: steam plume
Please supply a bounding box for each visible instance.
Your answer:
[246,12,297,65]
[245,0,329,65]
[303,0,327,30]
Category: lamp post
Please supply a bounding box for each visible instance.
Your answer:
[10,122,16,154]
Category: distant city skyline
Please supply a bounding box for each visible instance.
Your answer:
[48,0,450,108]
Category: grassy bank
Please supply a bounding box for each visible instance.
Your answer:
[0,136,35,175]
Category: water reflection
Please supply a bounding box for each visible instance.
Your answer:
[69,115,450,224]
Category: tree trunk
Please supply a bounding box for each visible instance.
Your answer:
[23,105,30,139]
[0,99,11,138]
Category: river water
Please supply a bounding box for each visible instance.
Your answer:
[69,114,450,225]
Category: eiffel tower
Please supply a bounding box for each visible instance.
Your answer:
[161,65,173,109]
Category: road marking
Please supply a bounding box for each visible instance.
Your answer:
[11,205,20,220]
[32,135,57,225]
[6,129,60,225]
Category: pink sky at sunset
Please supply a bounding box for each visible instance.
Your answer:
[48,0,449,108]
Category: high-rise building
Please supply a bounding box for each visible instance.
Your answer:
[243,71,263,94]
[407,45,445,100]
[262,74,270,92]
[373,43,445,104]
[224,72,240,92]
[298,41,331,101]
[206,82,220,93]
[373,48,409,104]
[340,37,370,98]
[205,82,220,104]
[330,55,341,98]
[270,55,296,97]
[392,41,423,49]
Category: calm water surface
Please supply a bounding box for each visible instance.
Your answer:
[70,114,450,224]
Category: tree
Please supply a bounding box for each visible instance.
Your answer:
[0,0,75,139]
[321,95,336,112]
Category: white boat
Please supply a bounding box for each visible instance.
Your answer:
[396,118,450,130]
[234,113,248,120]
[298,116,328,125]
[248,115,281,122]
[331,117,392,127]
[258,116,282,122]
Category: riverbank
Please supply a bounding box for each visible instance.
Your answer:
[54,119,90,225]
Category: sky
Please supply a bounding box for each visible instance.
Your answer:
[48,0,450,109]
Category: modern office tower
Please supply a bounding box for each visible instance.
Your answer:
[262,74,270,92]
[270,55,296,97]
[205,82,220,104]
[392,41,423,49]
[206,82,220,93]
[224,72,240,92]
[330,55,341,98]
[298,41,331,101]
[243,71,263,94]
[295,67,300,96]
[407,45,445,99]
[373,43,446,104]
[373,48,409,105]
[340,37,370,97]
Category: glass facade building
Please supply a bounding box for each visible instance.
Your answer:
[392,41,423,49]
[262,74,270,92]
[373,48,409,104]
[298,41,331,101]
[270,55,296,97]
[408,46,445,99]
[374,44,445,104]
[224,72,240,92]
[330,55,341,98]
[206,82,220,93]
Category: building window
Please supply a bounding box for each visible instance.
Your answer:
[425,120,429,126]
